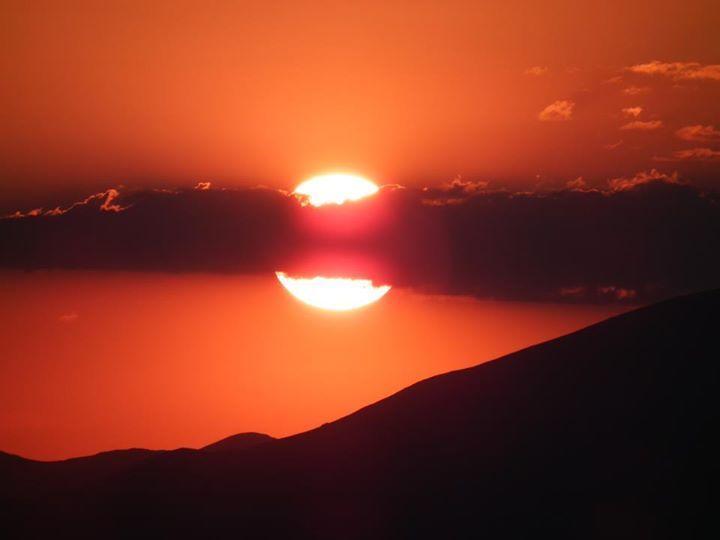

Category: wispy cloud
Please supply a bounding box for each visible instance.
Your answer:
[565,177,587,190]
[620,120,663,131]
[675,124,720,142]
[607,169,679,191]
[524,66,548,76]
[622,85,650,96]
[598,286,637,301]
[3,189,127,220]
[59,312,79,323]
[628,61,720,81]
[538,100,575,121]
[604,140,623,150]
[621,106,643,118]
[656,147,720,161]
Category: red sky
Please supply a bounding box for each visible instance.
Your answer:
[2,0,720,211]
[0,271,624,460]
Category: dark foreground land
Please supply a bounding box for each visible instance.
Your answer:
[2,291,718,538]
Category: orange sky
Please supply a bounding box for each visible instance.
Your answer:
[2,0,719,211]
[0,2,717,461]
[0,271,624,460]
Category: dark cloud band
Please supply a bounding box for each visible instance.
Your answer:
[2,177,719,303]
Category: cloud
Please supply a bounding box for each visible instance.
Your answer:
[628,61,720,81]
[4,189,127,219]
[4,208,43,219]
[565,177,587,190]
[620,120,663,131]
[2,179,720,305]
[607,169,679,191]
[621,106,643,118]
[597,286,637,301]
[622,86,650,96]
[538,100,575,121]
[673,148,720,160]
[604,140,623,150]
[676,125,720,142]
[559,285,586,298]
[421,176,490,204]
[194,181,212,191]
[525,66,548,76]
[99,189,124,212]
[656,148,720,161]
[59,312,79,323]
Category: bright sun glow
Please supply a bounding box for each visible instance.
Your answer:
[276,272,391,311]
[294,173,379,207]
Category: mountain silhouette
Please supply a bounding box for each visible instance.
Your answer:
[1,290,718,539]
[201,432,275,452]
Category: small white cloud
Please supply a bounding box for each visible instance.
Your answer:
[538,100,575,121]
[621,106,643,118]
[623,85,651,96]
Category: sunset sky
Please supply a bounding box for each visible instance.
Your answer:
[1,1,719,460]
[2,0,720,210]
[0,271,624,460]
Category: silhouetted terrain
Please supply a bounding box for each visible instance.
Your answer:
[2,291,718,538]
[201,432,275,452]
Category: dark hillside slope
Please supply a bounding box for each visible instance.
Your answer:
[200,432,275,452]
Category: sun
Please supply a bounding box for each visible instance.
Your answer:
[276,272,391,311]
[294,173,379,207]
[278,173,388,310]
